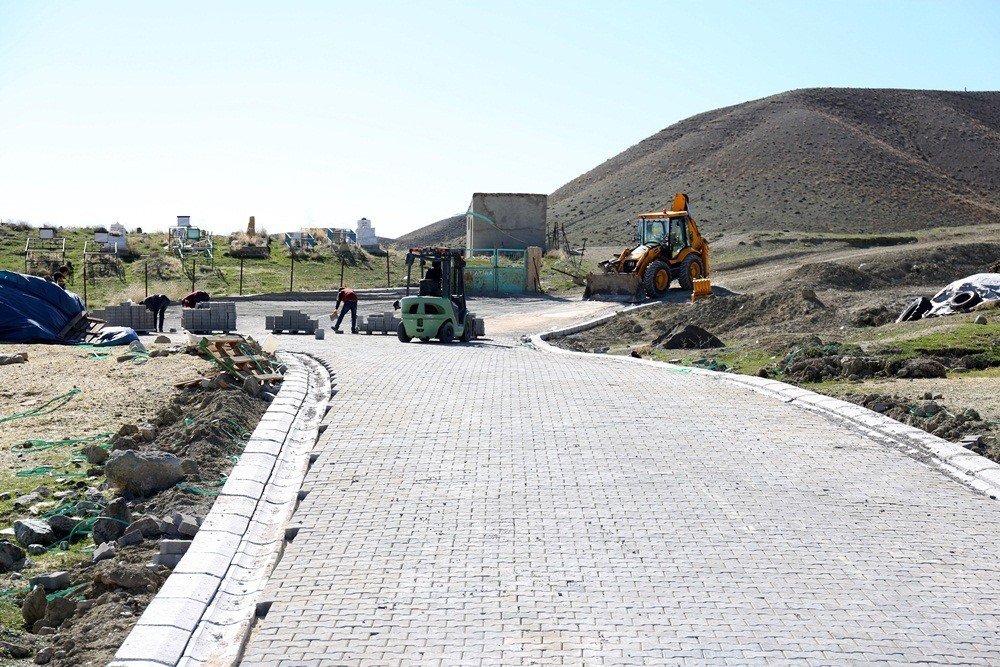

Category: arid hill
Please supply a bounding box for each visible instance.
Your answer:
[550,88,999,244]
[394,213,465,249]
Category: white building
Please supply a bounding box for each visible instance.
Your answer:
[356,217,378,248]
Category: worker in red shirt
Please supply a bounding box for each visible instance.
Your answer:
[332,287,359,333]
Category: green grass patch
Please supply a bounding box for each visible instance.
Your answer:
[874,323,1000,361]
[0,598,23,632]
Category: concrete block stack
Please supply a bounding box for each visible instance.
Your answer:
[266,310,317,334]
[90,302,157,333]
[182,302,237,333]
[363,311,400,334]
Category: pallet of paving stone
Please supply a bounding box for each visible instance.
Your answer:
[265,309,317,334]
[89,302,156,333]
[182,302,237,334]
[364,311,400,334]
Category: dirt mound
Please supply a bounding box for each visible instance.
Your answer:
[547,88,1000,244]
[654,324,723,349]
[788,262,873,290]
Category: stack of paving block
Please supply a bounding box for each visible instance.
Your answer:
[468,312,486,338]
[266,309,317,334]
[363,311,401,334]
[89,302,157,333]
[182,302,237,334]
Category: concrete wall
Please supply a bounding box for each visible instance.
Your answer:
[466,193,547,250]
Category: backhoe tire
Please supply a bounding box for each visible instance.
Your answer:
[678,255,705,291]
[397,323,412,343]
[643,261,671,298]
[438,321,455,343]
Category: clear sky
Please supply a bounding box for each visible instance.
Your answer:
[1,0,998,237]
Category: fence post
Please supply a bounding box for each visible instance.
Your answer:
[82,260,88,309]
[239,258,244,296]
[339,254,345,288]
[191,257,196,292]
[289,252,295,292]
[386,250,390,288]
[144,262,148,299]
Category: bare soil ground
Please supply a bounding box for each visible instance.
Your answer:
[0,339,267,666]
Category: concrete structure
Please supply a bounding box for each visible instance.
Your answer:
[356,217,378,248]
[466,192,547,251]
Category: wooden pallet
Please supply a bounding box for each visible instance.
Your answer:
[197,335,284,386]
[60,311,107,343]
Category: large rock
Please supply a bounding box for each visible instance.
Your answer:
[105,450,184,496]
[46,514,82,539]
[13,520,55,547]
[0,540,26,573]
[44,597,76,626]
[897,358,948,379]
[92,498,132,545]
[81,445,109,465]
[21,586,47,627]
[656,324,724,350]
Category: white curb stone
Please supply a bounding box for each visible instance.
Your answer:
[110,352,331,667]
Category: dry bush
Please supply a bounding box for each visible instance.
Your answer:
[147,254,183,279]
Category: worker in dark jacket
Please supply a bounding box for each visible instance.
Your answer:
[332,287,359,334]
[142,294,170,333]
[181,290,210,308]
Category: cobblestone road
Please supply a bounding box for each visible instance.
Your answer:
[237,298,1000,665]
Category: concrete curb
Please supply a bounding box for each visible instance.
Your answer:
[110,352,332,667]
[531,317,1000,501]
[214,287,407,302]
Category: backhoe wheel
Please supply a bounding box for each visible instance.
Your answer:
[397,323,412,343]
[460,316,474,342]
[438,321,455,343]
[679,255,705,291]
[643,260,671,298]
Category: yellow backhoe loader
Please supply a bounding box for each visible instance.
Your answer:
[584,193,709,301]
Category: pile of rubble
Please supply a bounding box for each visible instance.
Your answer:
[843,392,992,446]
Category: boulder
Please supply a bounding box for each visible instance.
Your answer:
[105,450,185,496]
[81,445,109,465]
[14,520,55,547]
[655,324,724,350]
[21,586,47,627]
[124,516,162,538]
[43,596,76,625]
[92,497,132,545]
[93,542,116,562]
[29,571,70,592]
[154,335,171,343]
[0,540,26,573]
[897,358,948,379]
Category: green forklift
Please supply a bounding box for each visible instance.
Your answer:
[398,247,478,343]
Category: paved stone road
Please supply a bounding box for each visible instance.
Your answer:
[237,297,1000,665]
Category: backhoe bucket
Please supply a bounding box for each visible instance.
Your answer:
[583,272,644,301]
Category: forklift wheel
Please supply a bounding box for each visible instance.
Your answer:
[438,321,455,343]
[397,323,412,343]
[461,316,473,342]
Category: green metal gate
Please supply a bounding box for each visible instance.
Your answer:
[464,249,526,295]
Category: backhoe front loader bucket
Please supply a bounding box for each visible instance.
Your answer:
[583,272,644,301]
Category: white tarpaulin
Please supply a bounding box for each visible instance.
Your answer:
[927,272,1000,317]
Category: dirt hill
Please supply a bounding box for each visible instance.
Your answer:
[550,88,1000,245]
[394,214,465,249]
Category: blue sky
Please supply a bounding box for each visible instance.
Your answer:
[1,0,997,237]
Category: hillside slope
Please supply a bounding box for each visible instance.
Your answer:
[394,214,465,249]
[550,88,1000,244]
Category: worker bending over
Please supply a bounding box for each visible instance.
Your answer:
[332,287,359,334]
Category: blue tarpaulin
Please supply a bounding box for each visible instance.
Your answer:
[0,270,87,343]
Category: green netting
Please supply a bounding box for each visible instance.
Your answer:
[14,433,112,453]
[46,583,86,602]
[0,586,29,599]
[0,389,81,424]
